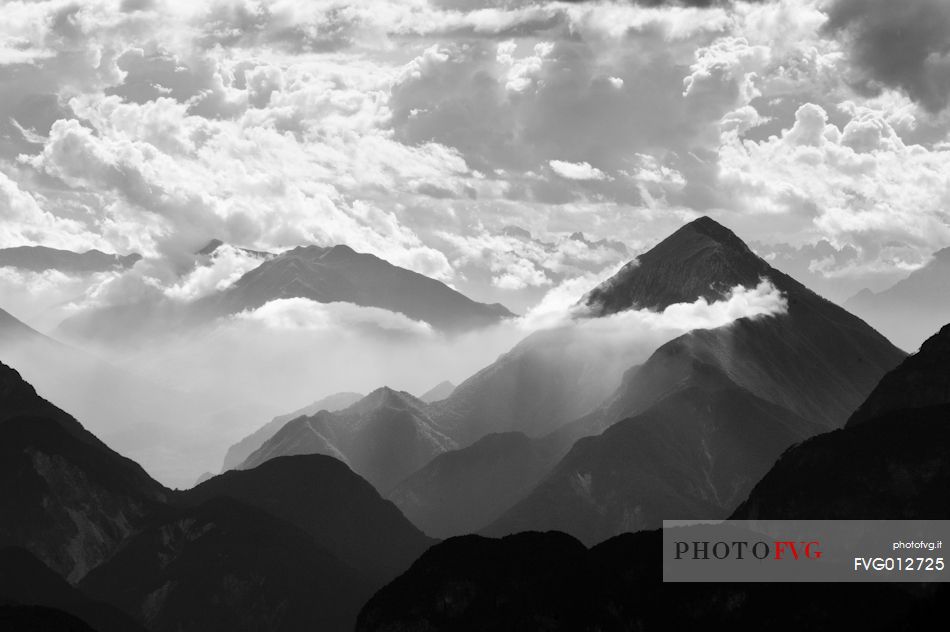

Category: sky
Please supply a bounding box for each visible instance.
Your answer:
[1,0,950,486]
[1,0,949,315]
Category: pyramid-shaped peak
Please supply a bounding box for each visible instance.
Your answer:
[584,216,769,315]
[661,216,753,254]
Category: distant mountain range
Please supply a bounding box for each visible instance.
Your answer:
[241,387,457,490]
[61,243,514,340]
[357,319,950,631]
[0,245,140,274]
[845,247,950,351]
[479,218,903,542]
[234,217,903,543]
[221,391,364,471]
[0,360,436,631]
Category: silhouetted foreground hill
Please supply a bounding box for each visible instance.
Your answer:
[356,530,944,632]
[0,361,169,582]
[358,322,950,631]
[733,323,950,520]
[0,360,432,631]
[0,547,144,632]
[182,455,435,584]
[81,497,372,632]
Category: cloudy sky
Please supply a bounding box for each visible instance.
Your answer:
[2,0,950,320]
[3,0,949,486]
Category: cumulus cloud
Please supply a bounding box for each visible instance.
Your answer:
[549,160,608,181]
[825,0,950,113]
[233,298,435,336]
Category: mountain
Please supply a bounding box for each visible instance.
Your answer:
[478,217,904,543]
[80,497,372,632]
[356,530,941,632]
[425,323,643,445]
[220,391,364,471]
[733,323,950,520]
[419,380,455,403]
[0,306,49,344]
[484,376,822,544]
[241,387,457,490]
[563,216,905,438]
[0,245,140,274]
[845,247,950,351]
[0,360,170,581]
[197,244,514,333]
[846,323,950,427]
[195,238,271,259]
[0,547,145,632]
[0,307,220,489]
[181,455,435,584]
[388,432,561,538]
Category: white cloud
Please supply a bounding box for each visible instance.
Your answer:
[233,298,435,336]
[549,160,607,181]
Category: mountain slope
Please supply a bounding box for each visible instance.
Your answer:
[198,244,513,332]
[0,361,169,581]
[356,530,940,632]
[241,387,457,490]
[388,432,561,538]
[845,248,950,351]
[220,391,364,471]
[181,455,434,584]
[80,497,372,632]
[733,322,950,520]
[561,216,905,440]
[485,367,822,544]
[0,547,145,632]
[419,380,455,403]
[0,245,140,274]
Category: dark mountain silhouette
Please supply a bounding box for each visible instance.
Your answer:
[733,323,950,520]
[241,387,456,490]
[220,391,364,471]
[357,529,945,632]
[198,244,513,332]
[846,324,950,427]
[845,247,950,351]
[0,245,140,274]
[80,497,372,632]
[388,432,560,538]
[0,360,169,582]
[419,380,455,403]
[181,455,435,584]
[0,605,98,631]
[0,307,217,489]
[484,372,822,544]
[0,547,144,632]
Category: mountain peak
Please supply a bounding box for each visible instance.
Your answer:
[584,216,768,315]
